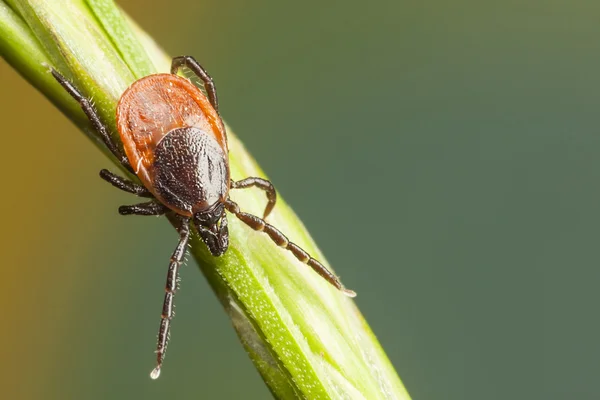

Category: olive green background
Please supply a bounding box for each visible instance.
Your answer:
[0,1,597,399]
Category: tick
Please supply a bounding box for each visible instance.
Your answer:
[51,56,355,379]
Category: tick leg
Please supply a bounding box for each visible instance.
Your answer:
[170,56,219,111]
[224,199,356,297]
[118,201,167,216]
[151,215,191,379]
[50,69,134,173]
[100,169,152,197]
[231,177,277,219]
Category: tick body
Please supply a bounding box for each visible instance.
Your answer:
[117,74,230,216]
[51,56,355,379]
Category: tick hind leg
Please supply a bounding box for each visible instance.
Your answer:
[50,69,134,173]
[170,56,219,111]
[224,199,356,297]
[231,177,277,219]
[151,215,191,379]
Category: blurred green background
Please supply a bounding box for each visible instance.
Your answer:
[1,0,598,399]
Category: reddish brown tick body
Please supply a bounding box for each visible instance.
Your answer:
[51,56,355,380]
[117,74,229,216]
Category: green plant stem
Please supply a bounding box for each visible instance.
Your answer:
[0,1,411,399]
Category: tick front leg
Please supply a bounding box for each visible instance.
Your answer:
[118,201,167,216]
[231,177,277,219]
[100,169,152,197]
[151,215,191,379]
[224,199,356,297]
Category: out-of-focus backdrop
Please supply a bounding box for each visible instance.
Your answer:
[1,1,598,399]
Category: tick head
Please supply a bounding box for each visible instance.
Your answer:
[194,202,229,256]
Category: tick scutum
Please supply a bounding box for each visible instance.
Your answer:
[153,126,229,216]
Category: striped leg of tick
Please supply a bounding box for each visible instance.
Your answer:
[151,216,191,379]
[231,177,277,219]
[170,56,219,111]
[50,69,134,173]
[224,199,356,297]
[99,169,152,197]
[118,201,167,216]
